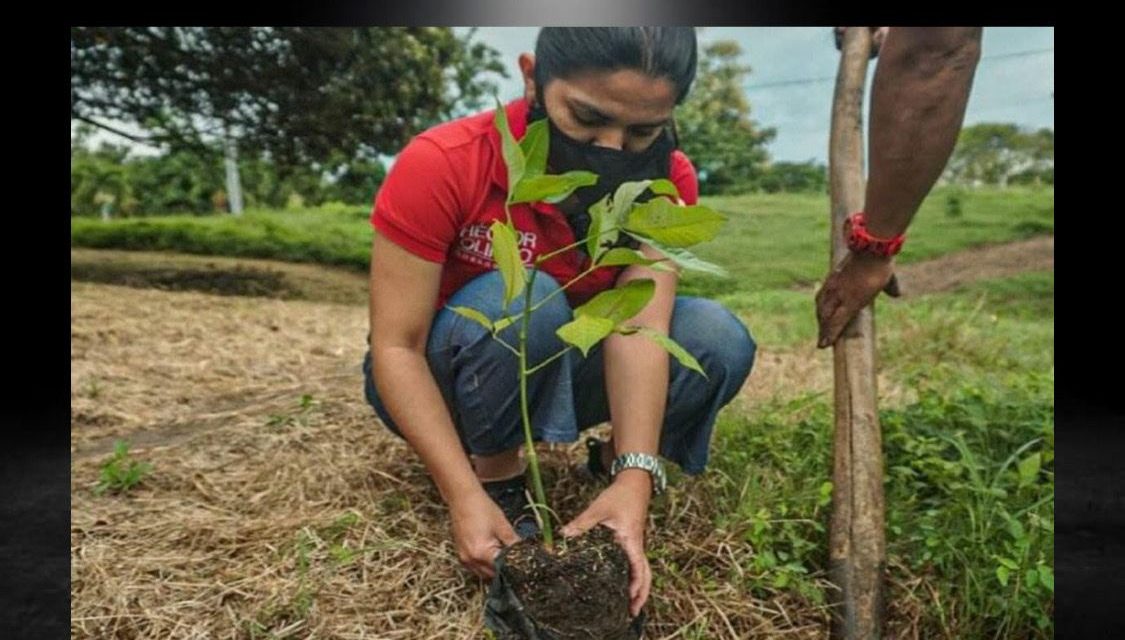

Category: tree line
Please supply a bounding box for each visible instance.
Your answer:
[70,30,1051,217]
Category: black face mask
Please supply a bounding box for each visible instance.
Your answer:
[527,102,677,249]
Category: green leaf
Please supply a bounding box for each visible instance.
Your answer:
[625,198,726,247]
[1024,569,1039,588]
[575,279,655,324]
[997,556,1019,571]
[329,545,357,566]
[758,550,778,569]
[585,195,615,259]
[1007,518,1026,542]
[556,315,615,357]
[608,179,679,221]
[649,179,680,199]
[596,248,665,268]
[818,481,834,506]
[520,119,549,177]
[489,221,527,308]
[1017,452,1041,487]
[510,171,597,205]
[448,305,493,332]
[493,315,518,333]
[996,566,1010,587]
[624,232,729,277]
[611,180,657,224]
[493,99,524,198]
[636,327,706,377]
[1038,565,1054,592]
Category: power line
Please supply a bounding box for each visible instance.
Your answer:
[980,47,1054,61]
[771,95,1054,135]
[744,76,835,91]
[744,47,1054,91]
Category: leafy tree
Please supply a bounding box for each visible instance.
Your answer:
[943,123,1054,187]
[676,40,776,195]
[71,27,504,212]
[757,160,827,194]
[71,27,505,168]
[71,134,381,216]
[71,139,133,217]
[323,156,387,206]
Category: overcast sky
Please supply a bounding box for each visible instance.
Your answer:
[461,26,1054,165]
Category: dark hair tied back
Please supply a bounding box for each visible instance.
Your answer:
[533,27,698,104]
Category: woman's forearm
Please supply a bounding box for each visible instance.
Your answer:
[602,245,678,471]
[603,333,668,460]
[372,346,484,507]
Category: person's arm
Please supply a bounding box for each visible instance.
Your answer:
[369,135,519,577]
[865,27,982,237]
[603,244,675,469]
[369,233,519,578]
[559,242,677,618]
[816,27,983,348]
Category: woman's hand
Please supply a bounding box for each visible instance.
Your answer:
[449,489,521,580]
[560,470,653,617]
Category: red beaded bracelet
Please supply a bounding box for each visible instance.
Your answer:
[844,212,905,257]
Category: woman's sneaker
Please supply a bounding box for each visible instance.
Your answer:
[482,475,540,540]
[584,437,612,481]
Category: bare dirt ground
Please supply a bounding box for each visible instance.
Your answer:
[792,236,1055,298]
[890,236,1053,297]
[70,238,1052,638]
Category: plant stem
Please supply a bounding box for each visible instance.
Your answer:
[526,345,575,376]
[490,334,521,357]
[529,266,598,312]
[484,263,598,340]
[533,226,622,267]
[519,268,554,548]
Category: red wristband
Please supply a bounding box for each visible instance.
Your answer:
[844,212,905,257]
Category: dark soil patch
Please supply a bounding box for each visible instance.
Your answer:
[489,526,638,640]
[70,248,369,304]
[72,262,295,298]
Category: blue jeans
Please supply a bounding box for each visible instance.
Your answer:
[362,271,756,474]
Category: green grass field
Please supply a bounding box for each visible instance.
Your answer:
[682,185,1053,298]
[72,185,1053,293]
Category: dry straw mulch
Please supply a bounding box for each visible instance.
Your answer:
[73,280,852,639]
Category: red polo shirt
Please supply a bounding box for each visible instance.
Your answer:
[371,98,700,309]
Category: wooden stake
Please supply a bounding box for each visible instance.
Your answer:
[827,27,887,640]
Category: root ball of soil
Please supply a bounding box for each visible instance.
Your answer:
[485,526,643,640]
